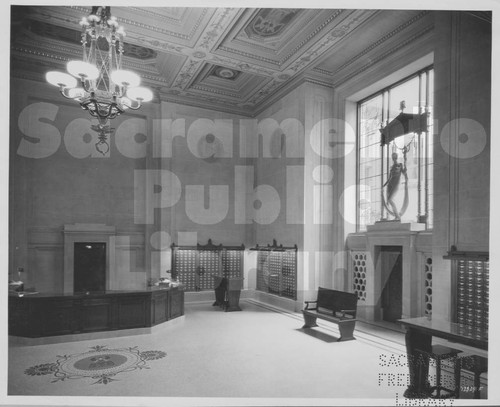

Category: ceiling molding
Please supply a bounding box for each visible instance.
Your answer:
[331,24,434,88]
[11,7,437,116]
[314,10,431,78]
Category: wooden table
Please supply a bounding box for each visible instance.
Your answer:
[398,317,488,398]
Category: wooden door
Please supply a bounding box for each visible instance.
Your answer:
[74,242,106,293]
[381,247,403,322]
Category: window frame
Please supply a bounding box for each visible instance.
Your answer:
[355,65,434,232]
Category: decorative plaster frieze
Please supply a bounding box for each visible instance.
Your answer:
[287,13,370,75]
[71,5,209,40]
[246,77,285,105]
[11,46,70,62]
[252,75,331,117]
[208,54,276,76]
[224,38,283,57]
[159,93,253,117]
[135,37,186,54]
[189,85,242,99]
[332,25,434,87]
[172,59,204,89]
[216,45,283,66]
[244,67,334,107]
[302,76,334,88]
[15,34,80,58]
[281,9,345,64]
[315,10,431,77]
[218,10,347,67]
[183,90,232,105]
[241,9,314,48]
[218,10,365,71]
[197,8,240,51]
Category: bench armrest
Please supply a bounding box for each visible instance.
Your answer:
[304,300,317,310]
[339,309,356,319]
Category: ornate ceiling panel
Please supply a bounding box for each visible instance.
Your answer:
[10,6,434,116]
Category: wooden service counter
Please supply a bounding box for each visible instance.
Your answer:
[9,286,184,338]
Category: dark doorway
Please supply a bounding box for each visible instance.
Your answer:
[74,242,106,293]
[380,246,403,322]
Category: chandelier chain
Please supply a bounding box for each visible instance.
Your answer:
[46,6,153,155]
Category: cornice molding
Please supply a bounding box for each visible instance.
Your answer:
[315,10,431,77]
[11,8,443,119]
[252,74,308,116]
[281,9,344,64]
[11,46,69,63]
[217,45,282,67]
[71,5,210,41]
[332,24,434,88]
[189,84,242,99]
[208,54,276,77]
[159,92,253,117]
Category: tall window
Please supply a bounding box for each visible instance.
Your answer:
[357,67,434,231]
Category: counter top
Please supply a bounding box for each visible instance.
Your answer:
[398,316,488,350]
[9,285,184,299]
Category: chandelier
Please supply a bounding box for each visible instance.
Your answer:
[46,6,152,154]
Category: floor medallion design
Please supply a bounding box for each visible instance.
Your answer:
[24,345,166,385]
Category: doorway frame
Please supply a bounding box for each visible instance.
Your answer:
[379,245,403,322]
[63,224,116,294]
[364,222,425,321]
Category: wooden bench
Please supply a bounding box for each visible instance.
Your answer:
[302,287,358,341]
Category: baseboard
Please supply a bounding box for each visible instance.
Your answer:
[185,289,299,312]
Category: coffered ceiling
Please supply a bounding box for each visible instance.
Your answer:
[10,6,435,116]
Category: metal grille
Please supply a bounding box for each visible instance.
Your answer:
[174,249,197,291]
[198,250,220,290]
[171,241,244,292]
[254,241,297,300]
[256,251,269,292]
[456,259,489,337]
[351,251,367,301]
[281,250,297,299]
[222,250,242,279]
[423,255,432,316]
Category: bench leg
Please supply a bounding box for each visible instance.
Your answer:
[337,320,356,341]
[302,313,318,328]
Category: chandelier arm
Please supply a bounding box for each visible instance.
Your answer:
[46,7,152,125]
[59,88,76,99]
[116,85,126,98]
[81,79,92,93]
[125,101,143,111]
[87,99,99,117]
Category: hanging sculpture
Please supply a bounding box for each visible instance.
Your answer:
[381,142,412,220]
[380,101,427,221]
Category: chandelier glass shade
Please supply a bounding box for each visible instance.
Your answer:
[46,7,152,153]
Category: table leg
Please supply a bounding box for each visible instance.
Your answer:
[403,326,432,398]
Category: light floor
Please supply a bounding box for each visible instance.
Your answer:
[5,299,487,406]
